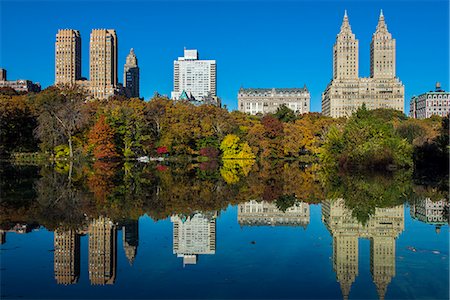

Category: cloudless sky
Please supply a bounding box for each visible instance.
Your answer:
[1,0,448,112]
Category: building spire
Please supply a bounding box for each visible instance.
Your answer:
[375,9,388,33]
[340,10,353,34]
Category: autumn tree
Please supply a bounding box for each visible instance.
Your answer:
[88,115,119,160]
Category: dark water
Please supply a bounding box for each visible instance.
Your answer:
[0,161,448,299]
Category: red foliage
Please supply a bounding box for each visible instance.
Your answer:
[156,164,168,171]
[261,115,284,139]
[199,147,219,158]
[157,146,168,155]
[88,115,119,160]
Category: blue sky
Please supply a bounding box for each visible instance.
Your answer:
[1,0,448,112]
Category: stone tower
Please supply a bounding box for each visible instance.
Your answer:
[333,10,359,80]
[370,10,396,79]
[124,48,140,98]
[55,29,81,85]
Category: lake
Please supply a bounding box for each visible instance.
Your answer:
[0,161,448,299]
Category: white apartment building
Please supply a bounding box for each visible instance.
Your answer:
[409,83,450,119]
[238,87,310,115]
[171,49,216,101]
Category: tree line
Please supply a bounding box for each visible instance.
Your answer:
[0,86,448,171]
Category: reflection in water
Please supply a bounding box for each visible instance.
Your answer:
[54,229,80,285]
[1,162,448,298]
[121,220,139,265]
[171,212,217,266]
[322,199,405,300]
[410,198,449,234]
[88,216,117,285]
[238,200,310,228]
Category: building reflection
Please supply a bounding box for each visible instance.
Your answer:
[121,219,139,265]
[238,200,310,228]
[54,229,80,285]
[88,216,117,285]
[410,198,449,233]
[322,199,404,300]
[0,223,39,245]
[171,212,217,266]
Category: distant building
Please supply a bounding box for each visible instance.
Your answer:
[410,198,449,233]
[322,199,405,300]
[0,69,41,93]
[54,229,80,285]
[171,49,217,102]
[122,220,139,265]
[322,11,404,118]
[55,29,82,85]
[238,200,310,228]
[88,216,117,285]
[409,83,450,119]
[171,212,216,266]
[123,48,140,98]
[89,29,119,99]
[238,87,310,115]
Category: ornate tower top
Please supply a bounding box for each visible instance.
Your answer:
[338,10,354,37]
[373,9,392,38]
[125,48,138,67]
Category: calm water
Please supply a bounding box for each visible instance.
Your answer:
[0,161,448,299]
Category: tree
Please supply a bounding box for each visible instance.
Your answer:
[220,134,255,159]
[34,87,88,158]
[274,104,297,123]
[88,115,119,160]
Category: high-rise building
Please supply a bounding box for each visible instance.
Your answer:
[322,11,404,118]
[171,49,216,101]
[55,29,81,85]
[171,212,216,266]
[238,200,310,228]
[88,216,117,285]
[122,220,139,265]
[54,229,80,285]
[409,83,450,119]
[322,199,405,300]
[123,48,140,98]
[238,87,310,115]
[89,29,118,100]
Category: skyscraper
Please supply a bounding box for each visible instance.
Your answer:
[122,219,139,265]
[171,212,216,266]
[322,11,404,117]
[171,49,217,101]
[89,29,118,99]
[322,199,404,300]
[123,48,140,98]
[55,29,81,85]
[88,216,117,285]
[54,229,80,285]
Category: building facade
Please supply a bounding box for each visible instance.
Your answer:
[322,199,405,300]
[238,87,310,115]
[410,197,449,233]
[409,83,450,119]
[171,212,216,266]
[171,49,216,101]
[123,48,140,98]
[89,29,118,100]
[55,29,81,85]
[54,229,80,285]
[322,11,404,118]
[0,69,41,93]
[238,200,310,228]
[88,216,117,285]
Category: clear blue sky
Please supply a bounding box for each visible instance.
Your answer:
[1,0,448,112]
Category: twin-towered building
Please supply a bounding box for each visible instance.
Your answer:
[322,11,405,117]
[55,29,139,99]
